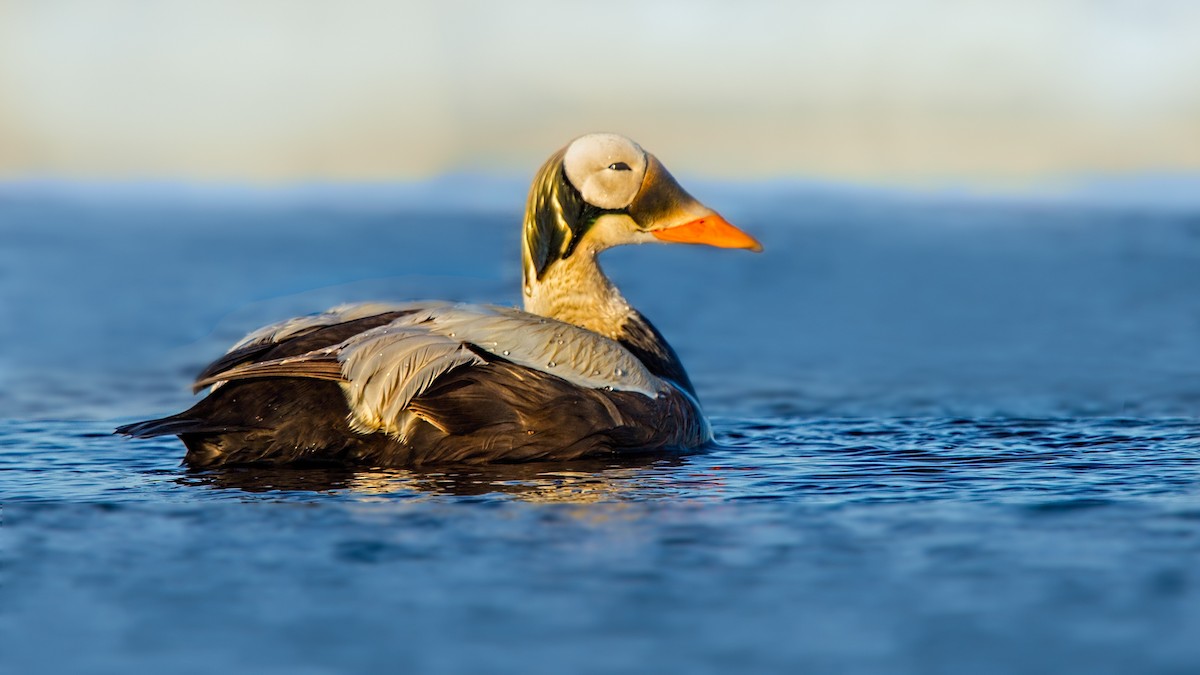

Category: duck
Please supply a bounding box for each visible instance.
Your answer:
[116,133,762,467]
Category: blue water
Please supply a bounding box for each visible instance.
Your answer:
[3,179,1200,674]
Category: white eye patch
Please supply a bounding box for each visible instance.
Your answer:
[562,133,649,210]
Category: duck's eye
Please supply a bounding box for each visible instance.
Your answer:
[608,162,632,171]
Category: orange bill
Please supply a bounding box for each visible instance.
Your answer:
[652,214,763,251]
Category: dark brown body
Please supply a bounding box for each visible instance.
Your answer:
[117,311,709,468]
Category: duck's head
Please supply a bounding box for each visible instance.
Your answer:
[523,133,762,283]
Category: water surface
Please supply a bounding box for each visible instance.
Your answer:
[3,179,1199,674]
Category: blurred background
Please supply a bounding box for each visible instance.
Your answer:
[3,0,1200,422]
[2,0,1199,183]
[6,5,1200,674]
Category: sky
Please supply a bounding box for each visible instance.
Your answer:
[1,0,1198,182]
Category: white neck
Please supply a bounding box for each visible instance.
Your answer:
[522,248,632,340]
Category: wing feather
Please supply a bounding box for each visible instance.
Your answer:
[193,354,344,388]
[338,328,485,438]
[228,302,418,351]
[194,303,418,391]
[381,304,664,397]
[187,300,672,443]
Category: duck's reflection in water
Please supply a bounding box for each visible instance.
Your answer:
[179,453,696,503]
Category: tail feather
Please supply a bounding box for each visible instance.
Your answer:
[115,415,251,439]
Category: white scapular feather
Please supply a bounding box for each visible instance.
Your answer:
[229,302,417,352]
[338,328,484,438]
[387,304,662,397]
[215,301,667,439]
